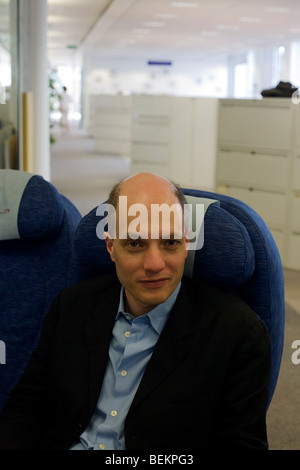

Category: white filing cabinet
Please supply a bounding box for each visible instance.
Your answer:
[287,105,300,269]
[216,98,300,270]
[89,95,131,156]
[131,95,218,189]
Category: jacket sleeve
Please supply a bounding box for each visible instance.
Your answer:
[0,294,61,449]
[217,318,271,449]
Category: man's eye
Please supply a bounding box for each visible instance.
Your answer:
[164,239,179,248]
[127,240,141,248]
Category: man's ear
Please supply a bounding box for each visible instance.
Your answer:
[104,232,115,262]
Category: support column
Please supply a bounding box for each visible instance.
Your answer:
[20,0,50,180]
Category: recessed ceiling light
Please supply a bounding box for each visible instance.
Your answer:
[187,35,204,41]
[171,2,198,8]
[239,17,261,23]
[266,7,290,13]
[216,24,240,31]
[132,29,150,34]
[201,31,220,37]
[155,13,178,19]
[142,21,165,27]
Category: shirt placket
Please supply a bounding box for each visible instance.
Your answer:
[96,313,134,450]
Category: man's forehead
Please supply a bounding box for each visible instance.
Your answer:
[115,199,185,240]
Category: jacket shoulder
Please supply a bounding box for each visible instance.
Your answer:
[181,276,267,332]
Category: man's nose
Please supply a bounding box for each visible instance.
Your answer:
[143,245,166,272]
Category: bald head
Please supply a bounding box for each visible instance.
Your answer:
[104,173,189,316]
[107,172,187,211]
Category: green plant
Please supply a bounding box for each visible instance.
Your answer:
[48,68,62,145]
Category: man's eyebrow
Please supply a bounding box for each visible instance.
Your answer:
[118,230,185,241]
[119,232,145,240]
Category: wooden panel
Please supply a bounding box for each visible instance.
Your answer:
[22,92,34,172]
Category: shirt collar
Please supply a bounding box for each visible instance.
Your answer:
[116,282,181,335]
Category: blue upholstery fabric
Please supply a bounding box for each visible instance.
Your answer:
[69,190,284,405]
[183,188,285,404]
[187,203,255,287]
[18,176,65,239]
[0,171,82,411]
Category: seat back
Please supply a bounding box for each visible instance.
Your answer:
[0,170,82,410]
[68,189,285,405]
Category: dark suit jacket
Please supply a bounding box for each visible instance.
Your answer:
[0,274,271,450]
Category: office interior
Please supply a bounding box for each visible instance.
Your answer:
[1,0,300,450]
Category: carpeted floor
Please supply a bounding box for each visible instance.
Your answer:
[267,302,300,450]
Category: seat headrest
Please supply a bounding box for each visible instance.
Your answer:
[73,194,255,287]
[0,170,64,241]
[184,196,255,286]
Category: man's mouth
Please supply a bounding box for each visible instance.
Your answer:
[139,278,169,288]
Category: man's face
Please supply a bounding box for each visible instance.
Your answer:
[105,175,188,317]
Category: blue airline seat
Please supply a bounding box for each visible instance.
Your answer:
[68,188,284,406]
[0,170,82,411]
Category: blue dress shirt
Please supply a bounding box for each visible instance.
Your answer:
[70,282,181,450]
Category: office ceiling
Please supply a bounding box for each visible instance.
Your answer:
[47,0,300,68]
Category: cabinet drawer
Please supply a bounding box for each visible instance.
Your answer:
[133,95,171,116]
[132,122,169,144]
[270,229,285,261]
[130,161,169,178]
[93,127,130,140]
[286,234,300,270]
[293,156,300,190]
[217,150,289,190]
[218,100,293,150]
[291,194,300,231]
[94,139,130,155]
[94,113,131,127]
[131,143,168,163]
[294,106,300,149]
[93,95,131,110]
[218,186,287,228]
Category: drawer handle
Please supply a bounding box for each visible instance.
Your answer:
[251,151,256,155]
[249,187,254,191]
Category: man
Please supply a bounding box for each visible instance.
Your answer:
[0,172,271,450]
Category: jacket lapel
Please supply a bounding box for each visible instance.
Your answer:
[129,280,195,412]
[85,281,121,415]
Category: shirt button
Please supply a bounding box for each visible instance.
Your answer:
[125,315,131,320]
[99,443,105,449]
[121,370,127,376]
[111,410,118,417]
[125,331,130,338]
